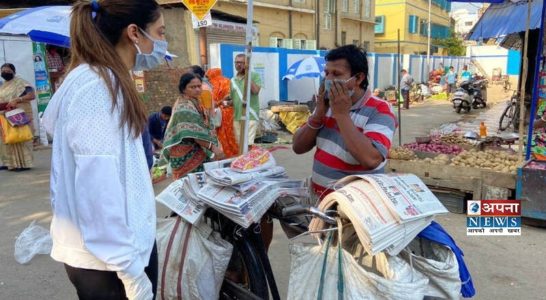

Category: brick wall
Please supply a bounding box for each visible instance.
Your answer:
[141,66,191,114]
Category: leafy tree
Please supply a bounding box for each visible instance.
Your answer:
[434,32,466,56]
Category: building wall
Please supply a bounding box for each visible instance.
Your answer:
[214,0,316,47]
[161,7,194,67]
[453,13,478,36]
[142,66,192,114]
[211,0,374,51]
[375,0,451,54]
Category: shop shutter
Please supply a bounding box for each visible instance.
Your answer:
[207,29,246,50]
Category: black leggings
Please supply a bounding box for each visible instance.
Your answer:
[64,243,158,300]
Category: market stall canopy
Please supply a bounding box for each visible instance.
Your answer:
[467,0,543,41]
[0,6,71,48]
[0,5,177,59]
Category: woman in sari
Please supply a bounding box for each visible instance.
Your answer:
[162,73,225,179]
[0,63,36,171]
[206,68,239,157]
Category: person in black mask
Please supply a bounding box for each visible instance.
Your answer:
[0,63,36,171]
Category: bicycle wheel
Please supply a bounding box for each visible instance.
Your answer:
[219,239,269,300]
[499,103,515,131]
[512,105,520,132]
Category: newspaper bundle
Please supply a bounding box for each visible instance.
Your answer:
[309,173,448,256]
[157,158,308,227]
[206,166,287,186]
[156,172,207,224]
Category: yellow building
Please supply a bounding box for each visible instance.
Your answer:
[374,0,452,54]
[213,0,376,51]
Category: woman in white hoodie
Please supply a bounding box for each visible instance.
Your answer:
[42,1,167,299]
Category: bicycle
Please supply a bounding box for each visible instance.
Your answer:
[499,91,520,132]
[202,197,337,300]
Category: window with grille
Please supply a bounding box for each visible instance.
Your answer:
[342,0,348,12]
[408,15,419,34]
[375,16,385,34]
[323,13,332,30]
[364,0,371,18]
[354,0,360,14]
[324,0,334,13]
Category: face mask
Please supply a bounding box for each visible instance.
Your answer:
[1,72,14,81]
[133,28,168,71]
[325,76,356,98]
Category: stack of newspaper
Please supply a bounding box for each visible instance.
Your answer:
[157,158,308,227]
[309,173,448,256]
[156,172,208,224]
[206,165,287,192]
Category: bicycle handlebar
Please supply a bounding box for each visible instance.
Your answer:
[281,204,337,225]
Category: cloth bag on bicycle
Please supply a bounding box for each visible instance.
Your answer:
[287,220,429,300]
[156,217,233,300]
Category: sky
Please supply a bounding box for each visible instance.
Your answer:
[451,2,481,13]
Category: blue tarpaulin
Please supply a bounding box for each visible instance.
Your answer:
[468,0,543,40]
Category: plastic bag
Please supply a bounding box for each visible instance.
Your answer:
[287,223,429,300]
[211,107,222,128]
[401,238,461,300]
[156,217,233,300]
[14,221,52,264]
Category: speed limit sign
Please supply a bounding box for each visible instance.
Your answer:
[191,12,212,28]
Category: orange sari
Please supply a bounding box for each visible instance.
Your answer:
[206,68,239,157]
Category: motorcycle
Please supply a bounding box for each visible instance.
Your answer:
[470,79,487,108]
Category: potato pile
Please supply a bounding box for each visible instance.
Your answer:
[450,150,519,173]
[439,134,472,146]
[415,154,451,165]
[389,147,417,160]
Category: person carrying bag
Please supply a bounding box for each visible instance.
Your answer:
[0,114,33,145]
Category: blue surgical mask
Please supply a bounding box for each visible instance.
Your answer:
[134,28,168,71]
[324,76,356,98]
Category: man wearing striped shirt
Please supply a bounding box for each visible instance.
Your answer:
[293,45,397,201]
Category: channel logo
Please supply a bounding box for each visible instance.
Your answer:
[466,200,521,236]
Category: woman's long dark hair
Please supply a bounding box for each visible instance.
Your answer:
[70,0,161,137]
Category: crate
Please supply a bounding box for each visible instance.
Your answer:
[431,189,467,214]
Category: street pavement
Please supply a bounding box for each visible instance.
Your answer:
[1,86,545,299]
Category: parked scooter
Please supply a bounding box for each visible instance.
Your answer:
[453,80,487,113]
[452,87,471,113]
[471,79,488,108]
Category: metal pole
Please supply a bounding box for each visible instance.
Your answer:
[198,27,208,67]
[240,0,254,155]
[426,0,432,75]
[518,0,532,164]
[397,29,402,147]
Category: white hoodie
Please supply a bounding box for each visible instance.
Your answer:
[42,64,155,280]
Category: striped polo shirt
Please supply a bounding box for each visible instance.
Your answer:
[312,90,396,199]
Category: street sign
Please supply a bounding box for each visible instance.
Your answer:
[181,0,218,21]
[191,12,212,29]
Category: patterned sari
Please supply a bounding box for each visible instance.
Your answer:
[206,68,239,157]
[0,77,34,169]
[162,96,218,179]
